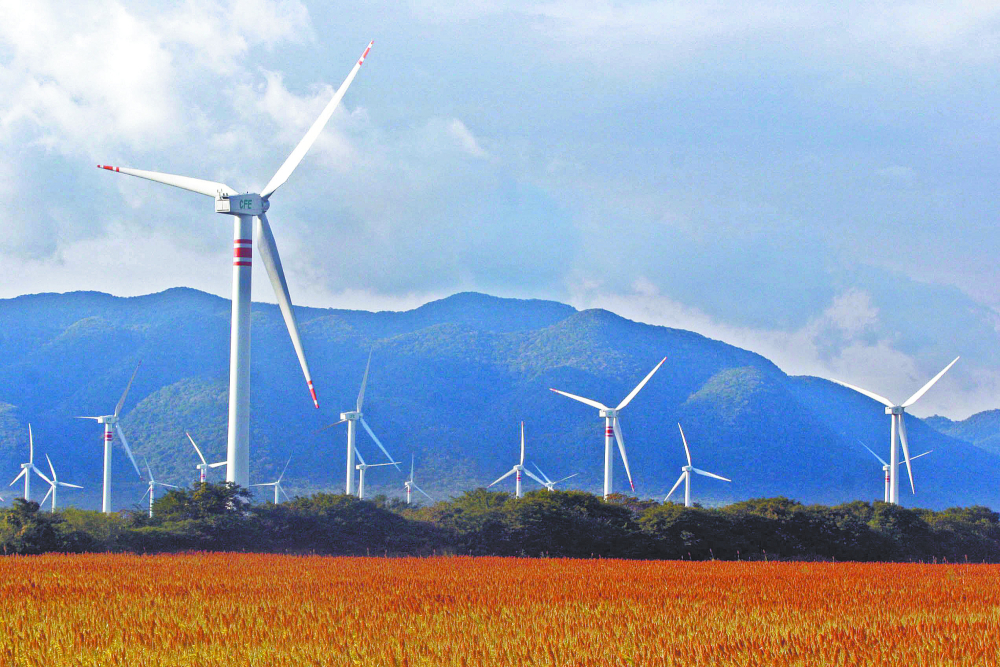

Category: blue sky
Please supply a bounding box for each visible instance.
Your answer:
[1,0,998,418]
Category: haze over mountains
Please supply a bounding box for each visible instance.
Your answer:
[0,288,997,511]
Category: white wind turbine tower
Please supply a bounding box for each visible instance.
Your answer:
[187,432,226,484]
[403,456,432,505]
[77,362,144,513]
[859,441,932,503]
[531,463,578,492]
[253,457,292,504]
[39,454,83,512]
[355,448,399,500]
[318,352,400,494]
[9,424,48,502]
[551,358,666,499]
[97,41,376,489]
[488,422,547,498]
[831,357,958,505]
[141,457,179,518]
[664,423,731,508]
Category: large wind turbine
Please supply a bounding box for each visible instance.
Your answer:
[9,424,47,502]
[531,463,578,492]
[39,454,83,512]
[77,362,144,513]
[859,441,932,503]
[318,352,399,495]
[551,358,666,499]
[97,41,375,489]
[253,457,292,504]
[187,432,226,484]
[355,448,398,500]
[141,457,179,518]
[488,422,547,498]
[403,456,432,505]
[664,423,730,508]
[831,357,958,505]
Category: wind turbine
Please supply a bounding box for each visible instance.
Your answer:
[550,357,666,499]
[77,361,144,513]
[859,441,932,503]
[97,41,375,489]
[39,454,83,512]
[9,424,48,502]
[187,432,226,484]
[488,422,547,498]
[831,357,958,505]
[355,448,399,500]
[252,457,292,504]
[403,455,432,505]
[317,351,400,494]
[141,457,180,519]
[664,423,731,508]
[531,463,578,492]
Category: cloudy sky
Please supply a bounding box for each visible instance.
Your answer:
[1,0,998,418]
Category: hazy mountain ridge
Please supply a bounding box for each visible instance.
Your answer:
[926,410,1000,456]
[0,288,995,511]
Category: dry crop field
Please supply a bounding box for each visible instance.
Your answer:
[0,554,996,666]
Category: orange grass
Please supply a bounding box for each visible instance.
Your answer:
[0,554,997,666]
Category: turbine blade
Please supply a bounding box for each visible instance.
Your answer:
[75,416,102,421]
[691,467,731,482]
[549,388,608,411]
[360,418,400,471]
[902,357,960,408]
[665,473,685,502]
[115,423,143,479]
[255,212,318,409]
[898,414,915,494]
[314,419,347,434]
[260,40,373,198]
[28,424,33,463]
[59,483,84,489]
[616,357,667,411]
[520,421,525,465]
[903,450,933,463]
[488,469,516,487]
[141,487,151,502]
[96,165,236,198]
[45,453,56,482]
[187,432,208,465]
[553,473,579,485]
[678,423,692,466]
[114,361,141,418]
[613,418,635,492]
[354,445,366,467]
[828,379,895,408]
[523,469,547,487]
[9,469,26,487]
[143,456,155,484]
[413,484,433,501]
[208,461,228,468]
[278,457,292,483]
[280,486,291,502]
[41,486,53,506]
[409,455,415,483]
[859,440,888,467]
[357,349,372,412]
[532,462,553,484]
[369,461,399,468]
[32,465,52,486]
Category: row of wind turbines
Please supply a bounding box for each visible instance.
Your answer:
[10,38,954,514]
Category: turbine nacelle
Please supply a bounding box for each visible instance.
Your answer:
[340,411,362,421]
[885,406,904,415]
[598,408,619,419]
[215,193,268,216]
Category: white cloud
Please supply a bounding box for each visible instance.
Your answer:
[447,119,488,158]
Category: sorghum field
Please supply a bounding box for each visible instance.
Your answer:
[0,554,996,666]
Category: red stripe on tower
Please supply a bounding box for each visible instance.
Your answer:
[234,248,252,258]
[605,427,614,436]
[234,239,252,245]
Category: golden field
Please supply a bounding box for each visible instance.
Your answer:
[0,554,996,666]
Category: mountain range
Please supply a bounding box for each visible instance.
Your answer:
[0,288,996,511]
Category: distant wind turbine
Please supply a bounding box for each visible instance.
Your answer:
[187,432,226,484]
[531,463,577,492]
[859,441,932,503]
[488,422,547,498]
[253,458,293,504]
[551,358,666,499]
[9,424,48,503]
[142,457,179,518]
[664,424,730,508]
[76,362,144,513]
[97,41,376,489]
[831,357,958,505]
[39,454,83,512]
[355,448,398,500]
[404,456,432,505]
[317,351,400,495]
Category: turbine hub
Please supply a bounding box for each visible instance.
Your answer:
[341,411,361,421]
[599,409,618,418]
[886,406,904,415]
[215,193,266,216]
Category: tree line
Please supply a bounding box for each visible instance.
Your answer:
[1,484,998,562]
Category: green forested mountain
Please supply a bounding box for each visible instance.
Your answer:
[0,288,995,511]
